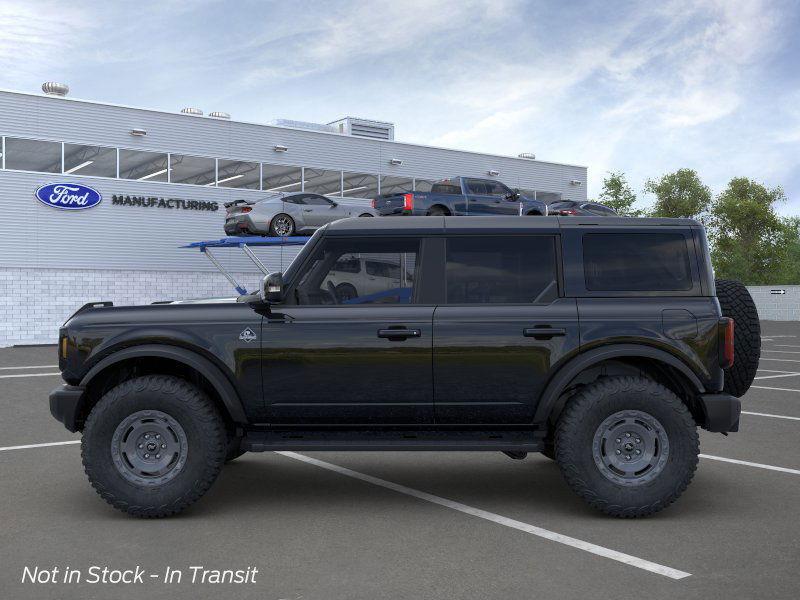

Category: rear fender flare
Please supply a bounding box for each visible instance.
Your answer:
[80,344,247,423]
[533,344,706,424]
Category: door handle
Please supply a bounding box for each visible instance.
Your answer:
[303,208,313,212]
[377,328,421,340]
[523,327,566,339]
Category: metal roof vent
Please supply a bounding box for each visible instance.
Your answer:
[328,117,395,141]
[209,111,230,119]
[518,152,536,160]
[42,82,69,96]
[180,107,203,116]
[269,119,337,134]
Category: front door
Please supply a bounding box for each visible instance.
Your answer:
[263,236,434,424]
[433,234,579,423]
[300,194,347,228]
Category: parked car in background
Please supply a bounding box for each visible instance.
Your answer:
[323,254,414,303]
[548,199,617,216]
[224,192,377,236]
[372,176,547,217]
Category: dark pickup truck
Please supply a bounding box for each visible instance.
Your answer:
[50,216,760,518]
[372,177,547,217]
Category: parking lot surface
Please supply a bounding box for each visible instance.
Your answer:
[1,321,799,599]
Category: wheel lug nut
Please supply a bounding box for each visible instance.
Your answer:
[635,438,641,443]
[161,444,167,449]
[144,434,150,439]
[625,455,631,460]
[144,453,150,458]
[625,433,631,438]
[635,450,641,455]
[155,454,161,459]
[138,444,143,449]
[155,434,160,439]
[615,449,621,455]
[615,438,621,443]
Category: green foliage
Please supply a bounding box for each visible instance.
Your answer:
[708,177,796,285]
[598,171,643,217]
[644,169,711,220]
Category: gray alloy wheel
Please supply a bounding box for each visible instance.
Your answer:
[591,410,669,486]
[269,214,295,237]
[111,410,188,486]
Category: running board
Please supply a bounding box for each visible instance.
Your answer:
[242,429,544,452]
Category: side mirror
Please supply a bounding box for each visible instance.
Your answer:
[330,201,338,208]
[261,272,284,303]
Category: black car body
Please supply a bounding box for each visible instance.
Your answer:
[372,177,547,217]
[548,199,617,216]
[50,216,755,518]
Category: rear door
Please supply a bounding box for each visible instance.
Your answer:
[464,179,518,215]
[432,234,579,423]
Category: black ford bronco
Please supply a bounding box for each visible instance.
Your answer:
[49,216,760,518]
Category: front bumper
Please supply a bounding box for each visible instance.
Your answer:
[49,384,85,432]
[699,393,741,432]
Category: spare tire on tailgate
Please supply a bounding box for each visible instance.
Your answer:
[715,279,761,397]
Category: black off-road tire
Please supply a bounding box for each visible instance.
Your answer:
[555,376,699,518]
[81,375,227,518]
[715,279,760,398]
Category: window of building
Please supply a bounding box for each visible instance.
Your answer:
[304,168,342,196]
[583,233,692,291]
[217,159,260,189]
[63,144,117,177]
[446,236,558,304]
[341,172,379,198]
[295,238,419,305]
[170,154,216,186]
[379,175,413,195]
[262,164,302,193]
[119,149,169,182]
[4,138,61,173]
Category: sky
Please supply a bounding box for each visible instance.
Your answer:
[1,0,799,213]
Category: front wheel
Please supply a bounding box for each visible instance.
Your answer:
[555,376,698,517]
[81,375,227,518]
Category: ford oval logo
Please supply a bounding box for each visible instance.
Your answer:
[35,183,102,210]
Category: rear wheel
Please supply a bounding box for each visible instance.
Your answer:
[555,376,698,518]
[427,206,448,216]
[269,214,295,237]
[81,375,226,518]
[359,213,374,218]
[715,279,760,397]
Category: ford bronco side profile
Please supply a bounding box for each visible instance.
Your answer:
[49,216,760,518]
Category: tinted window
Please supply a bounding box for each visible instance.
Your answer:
[465,179,490,195]
[446,236,558,304]
[431,180,462,194]
[583,233,693,291]
[64,144,117,177]
[303,194,333,206]
[5,138,61,173]
[296,238,418,305]
[585,203,616,215]
[485,181,512,197]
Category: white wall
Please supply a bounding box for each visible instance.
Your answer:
[747,286,800,321]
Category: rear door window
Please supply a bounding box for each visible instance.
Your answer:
[583,233,692,291]
[445,236,558,304]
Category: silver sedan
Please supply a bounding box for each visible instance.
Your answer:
[224,192,377,236]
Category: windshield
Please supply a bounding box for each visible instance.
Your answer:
[282,226,327,284]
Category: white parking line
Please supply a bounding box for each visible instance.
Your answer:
[762,350,800,355]
[742,411,800,422]
[277,451,692,580]
[0,372,61,379]
[762,335,797,338]
[759,357,800,364]
[700,454,800,475]
[751,385,800,393]
[770,344,800,349]
[0,365,58,370]
[0,440,80,452]
[754,372,800,380]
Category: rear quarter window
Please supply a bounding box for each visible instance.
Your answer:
[583,233,693,291]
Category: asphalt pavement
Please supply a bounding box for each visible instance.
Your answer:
[1,321,798,600]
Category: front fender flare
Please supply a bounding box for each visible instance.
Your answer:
[533,344,706,424]
[80,344,248,424]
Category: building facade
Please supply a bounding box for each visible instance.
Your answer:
[0,88,588,346]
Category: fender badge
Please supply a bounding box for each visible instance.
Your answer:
[239,327,257,343]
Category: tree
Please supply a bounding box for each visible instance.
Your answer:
[644,168,711,219]
[709,177,794,285]
[598,171,642,216]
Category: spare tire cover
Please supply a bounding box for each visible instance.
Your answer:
[715,279,761,397]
